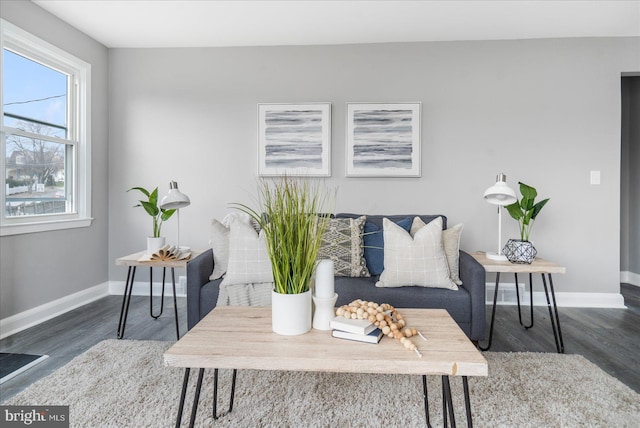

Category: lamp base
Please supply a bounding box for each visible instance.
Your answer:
[486,252,508,261]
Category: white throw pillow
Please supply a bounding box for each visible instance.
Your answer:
[220,219,274,287]
[209,213,262,280]
[376,217,458,290]
[411,217,464,286]
[443,224,464,285]
[222,212,260,231]
[209,219,230,280]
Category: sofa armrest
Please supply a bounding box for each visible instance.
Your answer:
[187,248,214,330]
[458,250,486,341]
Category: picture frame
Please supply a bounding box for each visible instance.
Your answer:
[257,103,331,177]
[346,102,421,177]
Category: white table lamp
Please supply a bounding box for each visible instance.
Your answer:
[160,181,191,250]
[483,173,517,261]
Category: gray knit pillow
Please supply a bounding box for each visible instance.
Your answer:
[318,216,370,277]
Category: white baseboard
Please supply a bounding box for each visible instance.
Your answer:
[0,282,110,340]
[621,271,640,287]
[108,276,186,297]
[486,282,626,309]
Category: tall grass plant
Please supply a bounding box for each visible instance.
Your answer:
[235,177,334,294]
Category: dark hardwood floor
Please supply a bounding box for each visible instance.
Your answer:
[0,295,188,401]
[1,284,638,402]
[478,283,640,393]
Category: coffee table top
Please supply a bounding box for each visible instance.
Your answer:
[164,306,487,377]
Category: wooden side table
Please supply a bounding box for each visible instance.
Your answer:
[470,251,567,353]
[115,250,201,340]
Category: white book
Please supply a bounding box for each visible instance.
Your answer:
[332,328,383,344]
[329,316,376,335]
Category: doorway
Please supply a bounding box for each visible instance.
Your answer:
[621,75,640,286]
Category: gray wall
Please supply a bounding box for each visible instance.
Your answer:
[621,77,640,276]
[0,1,109,318]
[109,37,640,295]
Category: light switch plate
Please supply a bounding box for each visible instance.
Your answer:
[590,170,601,185]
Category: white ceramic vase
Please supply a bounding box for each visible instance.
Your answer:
[271,290,312,336]
[146,236,165,254]
[312,293,339,331]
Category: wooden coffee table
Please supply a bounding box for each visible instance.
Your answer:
[164,306,487,427]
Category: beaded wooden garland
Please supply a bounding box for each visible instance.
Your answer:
[335,299,426,357]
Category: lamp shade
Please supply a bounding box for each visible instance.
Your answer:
[160,181,190,210]
[483,173,517,206]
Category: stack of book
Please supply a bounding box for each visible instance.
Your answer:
[330,316,383,344]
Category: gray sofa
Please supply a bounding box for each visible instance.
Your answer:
[187,214,486,341]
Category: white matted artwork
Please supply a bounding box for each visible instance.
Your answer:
[258,103,331,176]
[346,102,421,177]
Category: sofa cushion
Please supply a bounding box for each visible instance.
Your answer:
[220,219,274,286]
[411,217,464,286]
[363,217,413,275]
[376,217,458,290]
[334,276,470,325]
[337,214,446,269]
[443,224,464,285]
[318,216,370,277]
[337,213,447,229]
[209,219,230,280]
[209,213,261,280]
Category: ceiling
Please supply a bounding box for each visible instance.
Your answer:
[33,0,640,48]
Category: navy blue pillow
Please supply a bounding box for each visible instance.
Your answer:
[363,217,413,275]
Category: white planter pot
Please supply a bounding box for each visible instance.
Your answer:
[271,290,312,336]
[146,236,166,254]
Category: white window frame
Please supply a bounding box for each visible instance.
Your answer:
[1,19,92,236]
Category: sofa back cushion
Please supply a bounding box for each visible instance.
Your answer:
[336,213,447,276]
[220,219,274,286]
[318,215,370,277]
[362,217,413,275]
[375,217,458,290]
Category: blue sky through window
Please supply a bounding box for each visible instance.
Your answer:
[3,49,67,131]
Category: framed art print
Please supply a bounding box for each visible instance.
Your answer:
[346,102,421,177]
[258,103,331,176]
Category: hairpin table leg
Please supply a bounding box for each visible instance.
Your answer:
[175,368,190,428]
[170,267,180,339]
[479,272,501,351]
[117,266,136,339]
[150,267,166,319]
[213,368,238,419]
[515,273,534,329]
[422,375,432,428]
[542,273,564,353]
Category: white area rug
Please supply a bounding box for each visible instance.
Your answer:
[3,340,639,427]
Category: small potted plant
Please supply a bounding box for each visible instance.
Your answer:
[128,186,176,254]
[503,182,550,264]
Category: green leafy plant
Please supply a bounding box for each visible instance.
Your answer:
[505,182,550,242]
[128,186,176,238]
[234,177,334,295]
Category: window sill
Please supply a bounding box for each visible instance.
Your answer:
[0,217,93,236]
